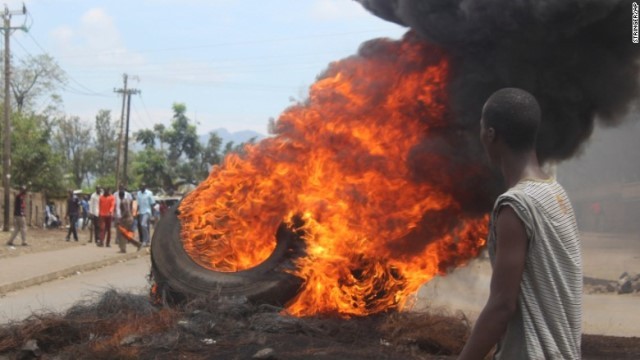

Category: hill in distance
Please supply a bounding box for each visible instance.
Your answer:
[204,128,267,146]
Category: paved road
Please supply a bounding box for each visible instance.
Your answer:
[0,256,151,323]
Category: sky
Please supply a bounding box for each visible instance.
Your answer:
[3,0,406,135]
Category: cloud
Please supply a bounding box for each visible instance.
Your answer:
[310,0,370,20]
[50,7,145,68]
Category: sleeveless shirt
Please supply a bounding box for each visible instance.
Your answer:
[488,178,582,359]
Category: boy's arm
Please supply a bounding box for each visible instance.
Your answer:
[458,206,528,360]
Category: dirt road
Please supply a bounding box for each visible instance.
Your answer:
[417,232,640,337]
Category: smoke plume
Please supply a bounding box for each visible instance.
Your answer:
[357,0,640,162]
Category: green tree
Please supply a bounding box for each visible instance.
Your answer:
[200,131,224,176]
[131,148,167,190]
[164,103,202,168]
[93,109,118,177]
[133,103,202,189]
[52,116,92,188]
[132,102,257,190]
[135,129,156,149]
[7,54,67,113]
[8,112,64,193]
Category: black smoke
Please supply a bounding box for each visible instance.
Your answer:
[357,0,640,162]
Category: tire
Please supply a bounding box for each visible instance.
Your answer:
[150,201,304,306]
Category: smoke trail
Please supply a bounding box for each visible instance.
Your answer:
[357,0,640,161]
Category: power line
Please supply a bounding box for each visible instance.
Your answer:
[11,36,112,98]
[137,93,155,127]
[49,29,400,60]
[23,30,109,97]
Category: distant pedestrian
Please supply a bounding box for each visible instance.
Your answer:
[45,202,61,228]
[590,201,604,232]
[89,186,102,243]
[65,190,81,242]
[98,187,115,247]
[136,184,156,247]
[80,195,89,230]
[116,189,142,253]
[114,185,132,222]
[6,186,28,246]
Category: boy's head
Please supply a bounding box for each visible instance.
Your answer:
[480,88,541,164]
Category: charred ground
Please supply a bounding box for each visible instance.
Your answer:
[0,290,638,360]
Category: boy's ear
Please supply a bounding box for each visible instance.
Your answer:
[486,127,496,143]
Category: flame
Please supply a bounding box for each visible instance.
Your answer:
[179,33,488,317]
[117,225,135,242]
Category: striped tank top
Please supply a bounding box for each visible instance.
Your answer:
[488,178,582,360]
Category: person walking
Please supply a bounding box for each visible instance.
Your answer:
[116,189,142,253]
[98,187,115,247]
[114,184,132,223]
[80,195,89,230]
[136,184,156,247]
[64,190,81,242]
[459,88,582,359]
[6,186,28,246]
[88,186,102,243]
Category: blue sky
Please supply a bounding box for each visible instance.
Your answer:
[6,0,406,135]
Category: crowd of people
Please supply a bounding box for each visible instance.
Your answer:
[6,183,166,253]
[79,184,157,252]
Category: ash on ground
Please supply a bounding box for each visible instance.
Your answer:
[1,289,638,359]
[0,290,468,360]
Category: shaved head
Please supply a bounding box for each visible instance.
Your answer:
[482,88,541,152]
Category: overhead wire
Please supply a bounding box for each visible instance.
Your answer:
[50,28,400,60]
[22,31,111,97]
[15,21,391,93]
[130,96,156,130]
[137,93,156,128]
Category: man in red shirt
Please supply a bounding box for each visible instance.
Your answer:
[98,187,115,247]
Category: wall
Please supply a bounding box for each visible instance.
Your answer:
[0,189,56,229]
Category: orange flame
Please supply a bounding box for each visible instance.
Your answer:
[117,225,135,242]
[179,34,487,317]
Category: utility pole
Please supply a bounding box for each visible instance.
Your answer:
[114,74,128,192]
[113,74,140,189]
[123,88,140,186]
[2,4,26,232]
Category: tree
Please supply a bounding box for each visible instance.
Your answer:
[5,112,64,194]
[131,148,167,190]
[133,103,202,189]
[132,102,258,191]
[6,54,67,113]
[135,129,156,149]
[93,109,118,177]
[200,131,224,176]
[164,103,202,168]
[52,116,92,188]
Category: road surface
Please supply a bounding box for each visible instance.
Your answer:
[0,256,151,323]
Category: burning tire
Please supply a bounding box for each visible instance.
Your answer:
[150,202,304,306]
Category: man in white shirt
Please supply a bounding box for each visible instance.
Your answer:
[88,186,102,243]
[114,185,133,221]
